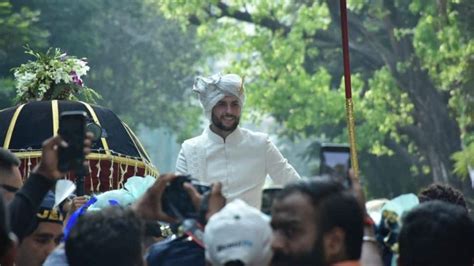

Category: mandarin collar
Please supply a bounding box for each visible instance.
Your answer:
[205,126,243,144]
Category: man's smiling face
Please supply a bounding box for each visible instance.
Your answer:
[211,95,241,132]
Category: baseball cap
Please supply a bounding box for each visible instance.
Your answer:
[204,199,273,266]
[26,191,64,236]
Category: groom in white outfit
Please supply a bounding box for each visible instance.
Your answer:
[176,73,300,208]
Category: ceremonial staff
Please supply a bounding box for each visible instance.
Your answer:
[339,0,360,180]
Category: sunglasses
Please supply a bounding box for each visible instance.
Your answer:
[0,184,19,193]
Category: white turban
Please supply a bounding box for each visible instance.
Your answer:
[193,73,245,120]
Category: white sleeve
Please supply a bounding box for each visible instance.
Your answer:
[265,137,301,185]
[175,147,188,175]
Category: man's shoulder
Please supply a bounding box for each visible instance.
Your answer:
[239,127,269,142]
[182,134,205,148]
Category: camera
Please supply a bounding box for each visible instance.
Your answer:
[161,175,211,221]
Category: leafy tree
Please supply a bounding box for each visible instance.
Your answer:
[0,0,48,107]
[0,0,48,75]
[7,0,203,141]
[156,0,473,196]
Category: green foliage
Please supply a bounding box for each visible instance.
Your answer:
[452,143,474,179]
[0,0,48,76]
[2,0,471,194]
[357,67,414,155]
[2,0,204,140]
[0,78,15,108]
[157,0,472,194]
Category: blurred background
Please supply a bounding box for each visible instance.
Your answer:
[1,0,472,206]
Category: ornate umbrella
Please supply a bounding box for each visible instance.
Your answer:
[0,100,159,194]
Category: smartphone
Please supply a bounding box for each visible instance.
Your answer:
[261,187,282,215]
[58,111,87,173]
[320,144,351,188]
[161,175,211,220]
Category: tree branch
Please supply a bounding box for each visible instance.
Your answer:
[384,138,422,168]
[188,1,291,35]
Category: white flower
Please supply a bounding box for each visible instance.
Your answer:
[14,71,36,91]
[73,59,90,77]
[52,68,70,84]
[38,83,48,93]
[13,47,97,103]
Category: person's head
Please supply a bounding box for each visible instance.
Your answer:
[15,192,64,266]
[0,194,17,266]
[270,179,363,266]
[418,183,467,209]
[0,148,22,203]
[398,200,474,266]
[211,95,242,132]
[193,73,245,130]
[65,206,144,266]
[204,199,273,266]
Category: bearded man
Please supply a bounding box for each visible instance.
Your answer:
[176,73,300,208]
[270,179,364,266]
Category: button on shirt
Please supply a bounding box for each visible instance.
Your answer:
[176,126,300,208]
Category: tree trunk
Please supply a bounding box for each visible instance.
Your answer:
[393,56,462,183]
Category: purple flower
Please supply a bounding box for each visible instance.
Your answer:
[70,71,83,86]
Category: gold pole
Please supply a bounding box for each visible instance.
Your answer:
[345,98,360,180]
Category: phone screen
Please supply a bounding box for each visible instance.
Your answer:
[58,111,86,172]
[261,188,282,215]
[320,145,351,187]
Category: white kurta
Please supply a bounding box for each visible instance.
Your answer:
[176,126,300,208]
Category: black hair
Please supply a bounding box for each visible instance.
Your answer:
[418,183,466,209]
[66,206,144,266]
[0,149,20,173]
[0,195,11,258]
[224,260,245,266]
[398,200,474,266]
[276,179,363,260]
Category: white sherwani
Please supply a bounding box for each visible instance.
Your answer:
[176,126,300,208]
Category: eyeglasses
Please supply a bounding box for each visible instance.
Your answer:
[0,184,19,193]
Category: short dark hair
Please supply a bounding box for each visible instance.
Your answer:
[398,201,474,266]
[276,179,364,260]
[0,195,11,258]
[418,183,466,209]
[0,149,20,173]
[224,260,244,266]
[66,206,144,266]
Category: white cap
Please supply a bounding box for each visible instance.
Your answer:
[204,199,273,266]
[193,73,245,120]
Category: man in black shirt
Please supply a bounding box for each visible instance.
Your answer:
[8,134,91,241]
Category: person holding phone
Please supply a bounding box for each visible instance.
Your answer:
[176,73,300,209]
[8,133,92,242]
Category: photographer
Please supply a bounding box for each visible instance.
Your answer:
[8,134,91,242]
[137,174,225,266]
[61,173,226,266]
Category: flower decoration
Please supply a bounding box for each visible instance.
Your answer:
[12,46,100,104]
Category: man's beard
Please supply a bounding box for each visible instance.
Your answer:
[211,112,240,132]
[270,238,326,266]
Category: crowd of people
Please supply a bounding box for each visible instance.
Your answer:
[0,73,473,266]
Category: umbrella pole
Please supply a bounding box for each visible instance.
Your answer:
[75,165,87,196]
[76,175,84,196]
[339,0,360,180]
